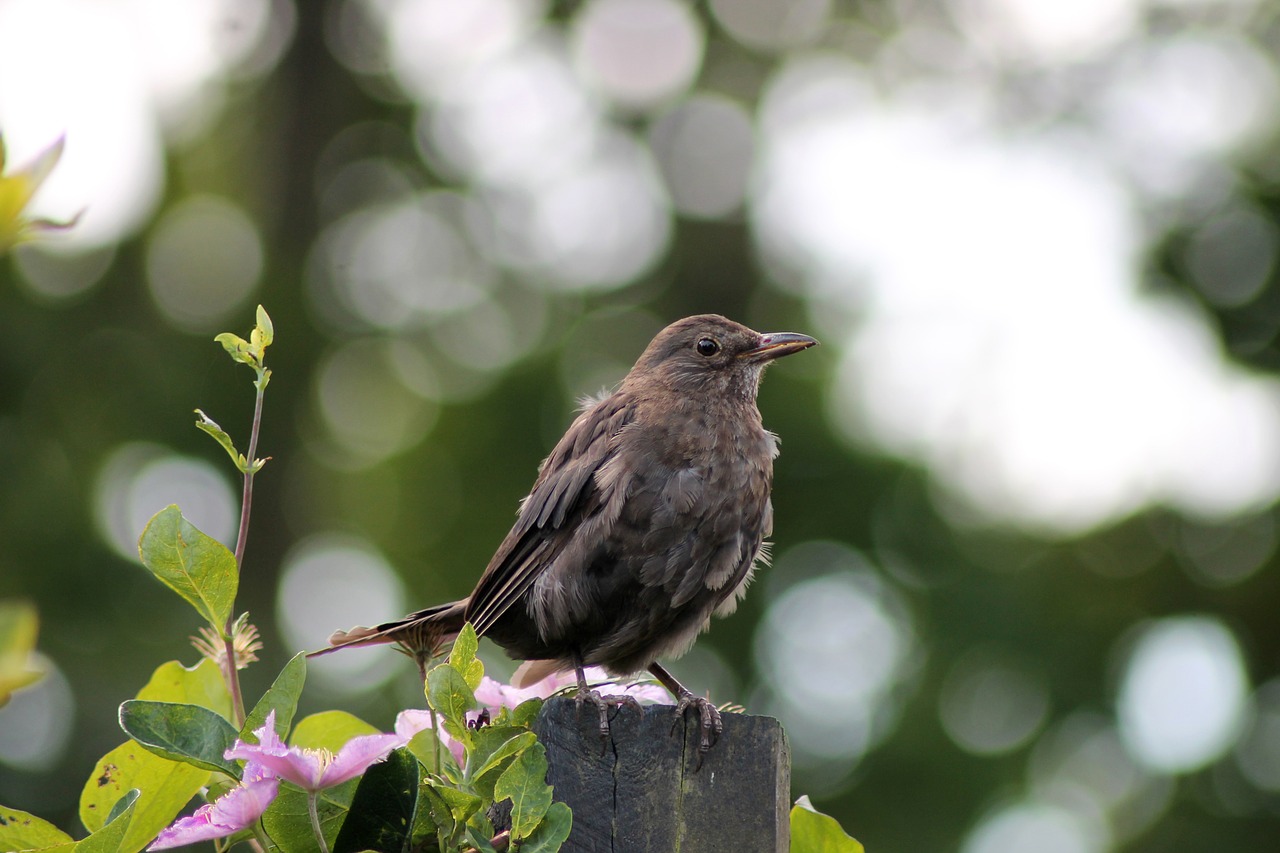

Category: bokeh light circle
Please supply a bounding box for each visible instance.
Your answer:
[939,646,1050,755]
[649,93,755,219]
[310,191,494,331]
[1028,713,1175,845]
[94,443,239,561]
[313,338,442,467]
[146,194,264,331]
[961,800,1104,853]
[0,656,74,772]
[380,0,544,99]
[1183,204,1278,309]
[1234,678,1280,792]
[1177,514,1277,588]
[520,135,671,289]
[276,534,406,692]
[708,0,831,52]
[570,0,704,109]
[754,542,916,775]
[12,244,116,302]
[1116,615,1249,774]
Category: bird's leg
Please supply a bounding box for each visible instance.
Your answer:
[648,661,722,762]
[571,652,641,754]
[572,654,611,749]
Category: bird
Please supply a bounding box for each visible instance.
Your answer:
[320,314,817,755]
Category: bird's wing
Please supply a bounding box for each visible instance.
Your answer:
[465,393,636,637]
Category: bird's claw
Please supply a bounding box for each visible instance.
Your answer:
[671,691,722,765]
[574,689,642,755]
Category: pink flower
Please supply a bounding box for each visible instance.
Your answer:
[226,710,405,791]
[474,675,552,708]
[396,708,465,765]
[483,667,669,706]
[395,667,669,767]
[148,721,281,850]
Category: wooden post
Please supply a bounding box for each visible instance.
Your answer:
[532,696,791,852]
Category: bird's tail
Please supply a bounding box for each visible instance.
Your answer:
[310,599,469,659]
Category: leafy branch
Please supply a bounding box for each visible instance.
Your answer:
[0,308,573,853]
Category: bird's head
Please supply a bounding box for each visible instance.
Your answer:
[625,314,818,400]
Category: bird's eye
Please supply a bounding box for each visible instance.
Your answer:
[696,337,720,357]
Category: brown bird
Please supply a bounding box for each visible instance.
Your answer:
[322,314,817,754]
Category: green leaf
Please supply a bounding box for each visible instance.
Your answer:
[0,804,75,849]
[415,783,456,851]
[425,781,483,827]
[332,748,418,853]
[493,742,553,840]
[463,825,499,853]
[409,778,450,850]
[790,797,865,853]
[214,332,256,366]
[193,409,244,469]
[215,308,273,376]
[76,790,139,853]
[508,697,543,729]
[118,700,240,778]
[406,727,461,781]
[517,801,572,853]
[261,781,356,853]
[0,600,42,707]
[448,624,483,691]
[242,652,306,742]
[255,305,274,347]
[79,742,208,852]
[426,664,477,745]
[466,727,536,797]
[135,658,231,719]
[137,506,238,630]
[289,710,379,751]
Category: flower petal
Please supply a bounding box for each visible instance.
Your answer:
[394,708,435,739]
[148,806,233,850]
[475,674,553,708]
[17,136,66,190]
[236,748,324,790]
[317,732,406,788]
[440,728,466,766]
[395,708,465,765]
[222,760,280,811]
[147,759,280,850]
[225,709,326,789]
[253,709,286,750]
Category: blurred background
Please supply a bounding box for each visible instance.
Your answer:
[2,0,1280,850]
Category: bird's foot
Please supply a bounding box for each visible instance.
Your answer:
[574,688,642,754]
[671,691,722,765]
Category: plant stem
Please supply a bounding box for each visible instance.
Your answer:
[234,375,266,568]
[307,792,330,853]
[222,371,267,729]
[221,634,246,729]
[430,707,441,776]
[251,821,271,852]
[415,654,442,775]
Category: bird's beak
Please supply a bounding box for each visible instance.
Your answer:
[741,331,819,362]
